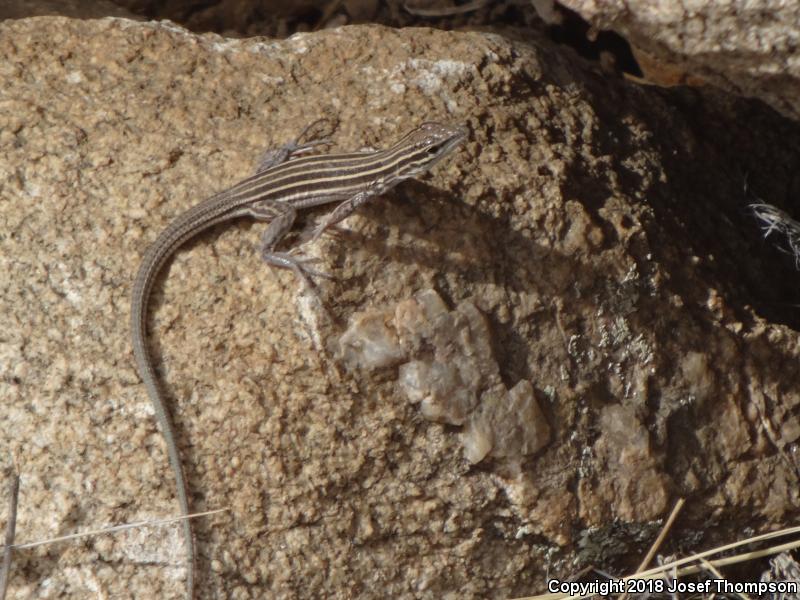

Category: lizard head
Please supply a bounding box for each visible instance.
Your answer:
[387,122,468,179]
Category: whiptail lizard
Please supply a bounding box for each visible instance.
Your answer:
[130,120,467,598]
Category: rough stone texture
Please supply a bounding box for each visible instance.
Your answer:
[558,0,800,121]
[339,289,551,463]
[2,15,800,600]
[762,553,800,599]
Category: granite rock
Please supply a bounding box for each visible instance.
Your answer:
[1,15,800,599]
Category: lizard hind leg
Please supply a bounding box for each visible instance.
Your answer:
[255,118,339,174]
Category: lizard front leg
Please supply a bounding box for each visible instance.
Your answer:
[309,183,387,242]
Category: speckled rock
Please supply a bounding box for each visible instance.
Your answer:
[559,0,800,121]
[2,14,800,600]
[339,289,551,463]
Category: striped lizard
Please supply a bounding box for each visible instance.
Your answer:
[130,120,467,598]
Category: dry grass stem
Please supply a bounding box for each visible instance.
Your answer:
[512,521,800,600]
[617,497,685,600]
[12,508,228,551]
[0,472,20,600]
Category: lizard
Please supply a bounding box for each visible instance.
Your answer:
[130,119,467,598]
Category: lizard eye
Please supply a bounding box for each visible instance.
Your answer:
[426,143,443,156]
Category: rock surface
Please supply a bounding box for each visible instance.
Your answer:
[1,15,800,599]
[559,0,800,121]
[339,289,551,463]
